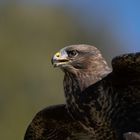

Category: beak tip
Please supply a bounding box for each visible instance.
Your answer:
[51,50,68,67]
[51,57,54,65]
[51,56,58,68]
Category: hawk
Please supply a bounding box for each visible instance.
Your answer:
[24,44,140,140]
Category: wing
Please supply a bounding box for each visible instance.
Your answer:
[111,52,140,98]
[110,52,140,136]
[24,104,95,140]
[112,52,140,75]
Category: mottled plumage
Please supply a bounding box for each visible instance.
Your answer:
[24,44,140,140]
[24,104,94,140]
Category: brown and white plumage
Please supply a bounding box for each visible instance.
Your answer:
[24,44,140,140]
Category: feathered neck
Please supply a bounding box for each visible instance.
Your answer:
[63,65,111,94]
[63,63,113,129]
[63,66,112,126]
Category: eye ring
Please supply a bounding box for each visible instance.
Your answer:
[67,50,78,57]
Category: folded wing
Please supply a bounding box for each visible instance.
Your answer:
[24,104,95,140]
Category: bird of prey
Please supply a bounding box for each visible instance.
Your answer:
[24,44,140,140]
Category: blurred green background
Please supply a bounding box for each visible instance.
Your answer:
[0,1,140,140]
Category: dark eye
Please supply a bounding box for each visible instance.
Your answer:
[67,50,78,57]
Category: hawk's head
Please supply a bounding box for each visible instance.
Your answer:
[52,44,110,76]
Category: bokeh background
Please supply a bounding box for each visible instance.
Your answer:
[1,1,140,140]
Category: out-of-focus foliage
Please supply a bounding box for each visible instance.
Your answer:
[0,5,91,140]
[0,4,123,140]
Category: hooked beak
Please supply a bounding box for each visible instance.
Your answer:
[51,50,69,67]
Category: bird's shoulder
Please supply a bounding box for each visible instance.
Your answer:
[24,104,95,140]
[111,52,140,77]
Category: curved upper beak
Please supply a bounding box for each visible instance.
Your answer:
[51,50,69,67]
